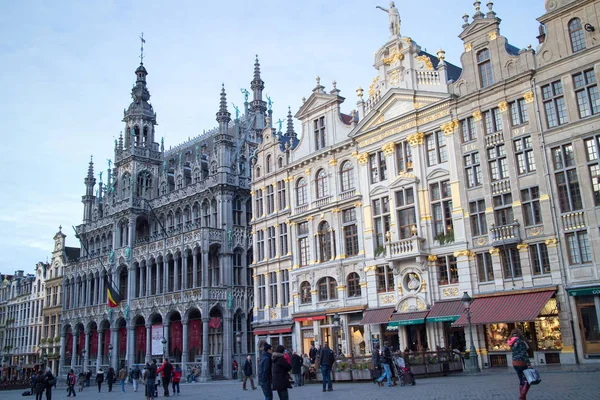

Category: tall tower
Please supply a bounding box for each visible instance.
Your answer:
[249,56,267,133]
[214,85,234,174]
[122,60,158,150]
[82,157,96,223]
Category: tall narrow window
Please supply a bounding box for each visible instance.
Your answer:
[373,196,390,248]
[277,180,287,210]
[318,221,332,262]
[469,199,487,237]
[342,208,359,257]
[530,243,551,275]
[267,227,276,258]
[340,161,355,192]
[514,136,536,175]
[266,185,274,214]
[316,169,329,199]
[493,193,514,226]
[501,248,522,279]
[376,265,394,293]
[461,117,477,143]
[233,250,242,285]
[566,230,592,265]
[488,144,508,181]
[269,271,278,307]
[431,181,453,238]
[347,272,361,298]
[542,80,568,128]
[314,116,326,150]
[464,152,482,188]
[279,223,288,256]
[437,255,458,285]
[585,135,600,205]
[281,269,290,305]
[476,252,494,282]
[300,281,311,304]
[553,144,582,212]
[369,151,387,183]
[258,274,265,308]
[477,49,494,88]
[296,178,308,206]
[266,155,272,174]
[395,188,416,239]
[255,189,264,217]
[574,69,599,119]
[396,141,413,172]
[521,187,542,226]
[317,277,337,301]
[232,198,242,225]
[257,230,265,261]
[483,107,503,134]
[569,18,586,53]
[297,222,310,267]
[426,131,447,166]
[510,99,529,126]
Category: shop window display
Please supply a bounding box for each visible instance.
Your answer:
[535,317,563,350]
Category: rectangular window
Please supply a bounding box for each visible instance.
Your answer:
[464,152,482,188]
[566,230,592,265]
[431,181,453,238]
[258,274,266,309]
[521,187,542,226]
[369,151,387,183]
[585,136,600,205]
[269,272,278,307]
[461,117,477,143]
[509,98,529,126]
[279,223,288,256]
[437,255,458,285]
[426,131,447,166]
[493,193,514,226]
[298,222,310,267]
[233,251,242,285]
[501,248,523,279]
[553,144,583,212]
[257,230,265,261]
[488,144,508,181]
[395,188,416,239]
[342,208,359,257]
[476,252,494,282]
[373,197,391,249]
[255,189,264,217]
[376,265,394,293]
[469,199,487,237]
[483,107,503,134]
[514,136,536,175]
[478,49,494,88]
[530,243,551,275]
[282,269,290,305]
[314,116,326,150]
[267,226,276,258]
[574,69,599,119]
[542,80,568,128]
[277,180,287,210]
[266,185,274,214]
[396,141,413,173]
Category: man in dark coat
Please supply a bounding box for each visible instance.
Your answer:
[290,351,303,387]
[258,343,273,400]
[318,342,334,392]
[309,342,317,364]
[242,355,257,390]
[272,345,292,400]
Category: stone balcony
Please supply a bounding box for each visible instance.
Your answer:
[385,236,426,261]
[489,221,521,245]
[561,211,586,231]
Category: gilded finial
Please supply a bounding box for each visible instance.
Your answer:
[437,49,446,61]
[486,1,496,18]
[356,86,364,100]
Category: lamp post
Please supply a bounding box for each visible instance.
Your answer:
[42,354,48,374]
[461,292,480,374]
[236,332,242,381]
[161,338,167,360]
[81,349,86,368]
[108,344,113,369]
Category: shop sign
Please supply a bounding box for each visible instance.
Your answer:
[427,315,459,323]
[302,330,315,338]
[567,287,600,297]
[388,318,425,327]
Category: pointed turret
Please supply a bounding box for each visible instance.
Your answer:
[249,56,267,132]
[82,156,96,223]
[286,106,296,139]
[216,84,231,133]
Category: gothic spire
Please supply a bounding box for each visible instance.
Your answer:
[286,106,296,138]
[216,84,231,129]
[86,156,95,183]
[250,55,266,114]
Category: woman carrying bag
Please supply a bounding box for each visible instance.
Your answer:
[508,329,532,400]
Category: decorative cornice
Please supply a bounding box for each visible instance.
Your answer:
[545,237,558,248]
[524,91,534,104]
[453,250,475,259]
[407,132,424,147]
[498,101,509,113]
[489,247,500,256]
[517,243,529,252]
[357,153,369,165]
[382,142,395,156]
[427,255,438,262]
[440,121,455,136]
[472,110,482,121]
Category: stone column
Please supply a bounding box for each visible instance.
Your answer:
[97,329,104,370]
[110,327,119,369]
[145,324,152,363]
[174,255,180,291]
[276,270,283,308]
[192,251,198,288]
[163,258,169,293]
[201,317,210,380]
[59,334,66,374]
[164,322,170,359]
[223,316,233,378]
[156,260,161,295]
[264,272,271,309]
[182,321,189,365]
[127,324,135,369]
[146,261,152,296]
[139,263,144,298]
[128,264,135,300]
[70,332,78,370]
[202,250,209,287]
[83,331,90,368]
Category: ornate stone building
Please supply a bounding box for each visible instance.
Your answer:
[59,56,262,378]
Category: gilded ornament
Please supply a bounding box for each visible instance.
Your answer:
[488,31,498,41]
[442,287,459,297]
[369,76,379,97]
[407,132,425,147]
[421,280,427,292]
[464,43,473,52]
[440,121,456,136]
[475,236,488,246]
[472,110,482,121]
[416,299,426,310]
[357,153,369,165]
[453,250,475,259]
[382,142,395,156]
[356,86,364,99]
[351,151,359,157]
[527,226,543,237]
[270,310,277,319]
[305,168,311,175]
[382,48,404,65]
[489,247,500,256]
[427,255,438,262]
[524,91,534,104]
[329,158,338,166]
[545,237,559,247]
[498,101,509,113]
[517,243,529,252]
[415,55,434,70]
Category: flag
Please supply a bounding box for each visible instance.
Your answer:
[106,278,123,308]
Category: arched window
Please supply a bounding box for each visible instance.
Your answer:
[347,272,361,298]
[211,199,218,227]
[318,221,332,262]
[340,161,354,192]
[300,281,312,304]
[202,201,210,227]
[278,157,283,169]
[256,166,261,178]
[316,169,328,199]
[296,178,308,206]
[266,155,272,173]
[167,212,174,231]
[569,18,586,52]
[175,209,183,230]
[233,198,242,225]
[122,173,131,199]
[477,49,493,88]
[136,172,152,198]
[233,249,243,286]
[317,277,337,301]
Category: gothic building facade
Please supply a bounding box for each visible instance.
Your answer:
[59,57,263,379]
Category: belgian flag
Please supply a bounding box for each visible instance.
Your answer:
[106,278,123,308]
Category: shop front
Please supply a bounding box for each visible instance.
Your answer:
[388,311,429,352]
[253,324,294,353]
[454,288,562,367]
[426,300,466,351]
[359,306,396,352]
[567,286,600,358]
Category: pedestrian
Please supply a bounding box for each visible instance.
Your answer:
[272,345,292,400]
[232,358,238,380]
[309,342,317,364]
[131,364,141,392]
[376,341,393,387]
[85,370,92,387]
[508,328,532,400]
[44,368,56,400]
[318,342,334,392]
[157,358,173,397]
[77,373,85,392]
[66,369,77,397]
[96,368,105,393]
[34,371,45,400]
[30,372,36,393]
[371,345,382,383]
[258,343,273,400]
[171,365,181,396]
[119,365,127,393]
[144,361,157,400]
[302,354,311,383]
[106,367,114,392]
[290,351,302,387]
[283,350,291,366]
[242,355,257,390]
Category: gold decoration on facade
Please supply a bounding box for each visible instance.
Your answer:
[539,194,550,201]
[427,255,438,262]
[364,265,377,272]
[382,142,395,156]
[397,285,403,296]
[400,301,409,312]
[369,76,379,97]
[357,153,369,165]
[407,132,425,147]
[421,280,427,292]
[354,201,362,207]
[464,42,473,52]
[416,299,426,310]
[305,168,311,175]
[307,216,314,221]
[329,158,338,166]
[351,151,359,157]
[524,91,535,104]
[440,121,456,136]
[517,243,529,252]
[453,250,475,259]
[356,86,364,100]
[472,110,482,121]
[442,287,459,297]
[270,310,277,319]
[488,31,498,41]
[416,55,434,70]
[498,101,509,113]
[489,247,500,256]
[382,49,404,65]
[389,70,400,85]
[475,236,488,246]
[403,37,412,45]
[527,226,543,237]
[382,294,395,304]
[250,190,254,196]
[437,49,446,61]
[545,237,559,247]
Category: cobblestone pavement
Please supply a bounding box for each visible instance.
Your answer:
[3,368,600,400]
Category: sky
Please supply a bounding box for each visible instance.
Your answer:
[0,0,546,275]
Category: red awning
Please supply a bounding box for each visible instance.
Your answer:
[359,307,395,325]
[253,325,293,336]
[426,300,465,323]
[453,291,555,326]
[294,316,326,322]
[388,311,429,326]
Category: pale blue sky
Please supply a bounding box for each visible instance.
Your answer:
[0,0,545,274]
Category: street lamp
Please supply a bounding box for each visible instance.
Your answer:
[108,344,113,368]
[333,313,340,356]
[42,354,48,373]
[81,349,86,367]
[461,292,480,374]
[161,337,167,359]
[236,332,242,381]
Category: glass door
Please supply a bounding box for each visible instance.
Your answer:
[578,303,600,354]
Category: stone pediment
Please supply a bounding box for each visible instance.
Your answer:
[426,168,449,181]
[389,172,419,189]
[295,93,339,119]
[369,185,389,198]
[459,17,501,41]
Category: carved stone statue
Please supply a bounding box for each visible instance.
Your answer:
[227,228,233,247]
[407,273,420,291]
[376,1,401,38]
[125,246,131,261]
[107,159,112,169]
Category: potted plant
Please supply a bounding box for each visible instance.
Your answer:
[374,246,386,258]
[351,362,371,381]
[333,361,353,381]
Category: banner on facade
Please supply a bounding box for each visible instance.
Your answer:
[151,324,163,355]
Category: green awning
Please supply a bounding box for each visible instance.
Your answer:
[567,287,600,296]
[427,315,459,323]
[426,300,464,323]
[388,311,429,327]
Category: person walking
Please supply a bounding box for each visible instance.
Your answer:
[309,342,317,364]
[242,355,257,390]
[258,343,273,400]
[95,368,105,393]
[77,373,85,392]
[43,368,56,400]
[171,365,181,396]
[318,342,334,392]
[144,361,157,400]
[290,351,302,387]
[157,358,173,397]
[302,354,311,383]
[131,364,141,392]
[85,370,92,387]
[371,345,382,384]
[34,371,45,400]
[508,329,532,400]
[272,345,292,400]
[66,369,77,397]
[232,358,238,380]
[106,367,114,392]
[376,341,393,387]
[118,366,127,393]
